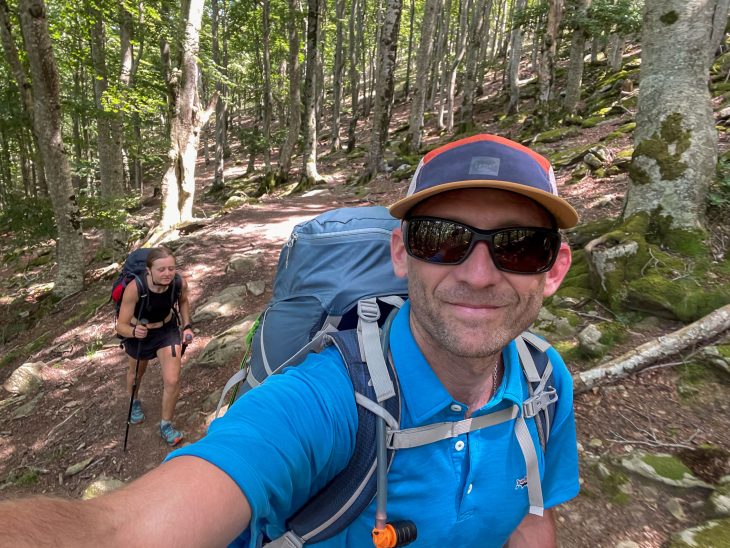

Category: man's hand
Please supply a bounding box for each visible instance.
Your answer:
[507,509,556,548]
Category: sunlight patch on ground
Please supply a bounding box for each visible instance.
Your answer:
[225,214,319,242]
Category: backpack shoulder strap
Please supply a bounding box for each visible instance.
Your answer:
[515,332,558,451]
[279,327,400,546]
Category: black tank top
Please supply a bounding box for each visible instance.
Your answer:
[142,282,174,322]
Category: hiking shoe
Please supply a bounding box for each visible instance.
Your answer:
[130,400,145,425]
[160,422,184,446]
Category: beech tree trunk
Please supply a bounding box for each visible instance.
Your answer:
[346,0,361,152]
[624,0,725,238]
[211,0,226,190]
[537,0,562,107]
[0,0,47,195]
[446,0,470,132]
[563,0,591,114]
[160,0,215,229]
[406,0,439,153]
[278,0,302,182]
[459,0,491,132]
[331,0,345,152]
[18,0,84,297]
[366,0,403,178]
[506,0,527,115]
[300,0,323,188]
[261,0,273,176]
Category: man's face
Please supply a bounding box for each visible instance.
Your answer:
[391,188,571,361]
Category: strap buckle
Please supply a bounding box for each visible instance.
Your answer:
[357,299,381,323]
[522,387,558,418]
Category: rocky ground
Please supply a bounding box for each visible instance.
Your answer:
[2,52,730,547]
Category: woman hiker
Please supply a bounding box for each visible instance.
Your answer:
[116,247,194,446]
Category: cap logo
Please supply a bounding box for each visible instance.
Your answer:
[468,156,500,177]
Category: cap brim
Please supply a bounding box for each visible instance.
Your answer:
[389,180,579,229]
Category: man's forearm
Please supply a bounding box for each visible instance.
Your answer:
[507,509,556,548]
[0,496,122,547]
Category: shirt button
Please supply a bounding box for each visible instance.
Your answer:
[450,404,462,413]
[455,440,465,451]
[467,483,473,494]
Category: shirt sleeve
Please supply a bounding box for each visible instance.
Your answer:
[166,347,359,545]
[540,346,580,509]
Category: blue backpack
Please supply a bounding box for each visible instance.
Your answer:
[217,206,558,547]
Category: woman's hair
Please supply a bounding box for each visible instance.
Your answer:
[146,246,176,268]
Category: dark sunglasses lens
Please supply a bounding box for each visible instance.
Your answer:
[407,218,472,263]
[492,229,558,273]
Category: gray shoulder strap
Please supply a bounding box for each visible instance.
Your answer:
[357,298,395,403]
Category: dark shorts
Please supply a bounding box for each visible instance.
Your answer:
[123,320,181,360]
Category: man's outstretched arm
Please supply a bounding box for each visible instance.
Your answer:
[507,509,556,548]
[0,456,250,547]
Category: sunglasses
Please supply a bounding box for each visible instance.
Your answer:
[403,216,561,274]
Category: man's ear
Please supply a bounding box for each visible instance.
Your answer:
[543,242,571,298]
[391,226,408,279]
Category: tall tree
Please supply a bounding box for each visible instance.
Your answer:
[405,0,439,153]
[300,0,324,188]
[261,0,274,180]
[459,0,491,132]
[346,0,361,152]
[17,0,84,297]
[366,0,403,178]
[536,0,563,117]
[563,0,591,114]
[211,0,227,190]
[330,0,345,151]
[277,0,302,183]
[624,0,727,241]
[0,0,47,195]
[159,0,216,229]
[506,0,527,115]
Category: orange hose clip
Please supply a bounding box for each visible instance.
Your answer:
[371,521,417,548]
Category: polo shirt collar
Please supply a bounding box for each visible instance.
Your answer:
[389,300,527,424]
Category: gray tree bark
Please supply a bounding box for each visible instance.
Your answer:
[405,0,439,152]
[459,0,491,131]
[277,0,302,182]
[160,0,216,229]
[346,0,361,152]
[301,0,324,188]
[506,0,527,115]
[211,0,226,190]
[563,0,591,114]
[366,0,403,178]
[537,0,562,106]
[625,0,720,236]
[261,0,273,176]
[331,0,346,151]
[446,0,470,131]
[0,0,47,195]
[18,0,84,297]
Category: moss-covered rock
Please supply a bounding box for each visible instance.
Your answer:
[533,126,581,144]
[670,518,730,547]
[621,452,712,488]
[548,143,595,168]
[581,116,605,128]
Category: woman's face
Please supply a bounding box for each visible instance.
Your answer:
[148,256,176,284]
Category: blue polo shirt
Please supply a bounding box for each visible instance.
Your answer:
[169,301,580,546]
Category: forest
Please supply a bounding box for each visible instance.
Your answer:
[1,0,730,545]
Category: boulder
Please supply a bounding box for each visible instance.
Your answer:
[227,251,264,274]
[670,518,730,547]
[195,314,259,368]
[82,477,126,500]
[3,362,45,395]
[621,452,713,489]
[192,286,248,323]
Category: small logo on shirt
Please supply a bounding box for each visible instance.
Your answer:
[469,156,500,176]
[515,476,528,490]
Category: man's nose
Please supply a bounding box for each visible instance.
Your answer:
[451,241,503,287]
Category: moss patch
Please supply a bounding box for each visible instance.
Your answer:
[533,126,581,144]
[632,112,690,181]
[642,454,692,481]
[670,518,730,548]
[660,11,678,25]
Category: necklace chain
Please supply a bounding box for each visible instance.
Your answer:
[490,361,500,399]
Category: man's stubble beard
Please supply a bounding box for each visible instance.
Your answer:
[408,272,545,359]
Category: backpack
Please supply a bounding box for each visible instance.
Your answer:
[216,206,558,548]
[110,248,182,331]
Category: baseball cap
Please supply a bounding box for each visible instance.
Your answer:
[389,134,579,228]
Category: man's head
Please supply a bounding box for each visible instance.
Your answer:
[389,134,576,362]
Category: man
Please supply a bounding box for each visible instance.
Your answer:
[0,134,579,547]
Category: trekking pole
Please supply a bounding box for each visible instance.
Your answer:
[123,319,148,452]
[181,333,193,357]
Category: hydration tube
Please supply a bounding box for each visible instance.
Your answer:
[371,309,417,548]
